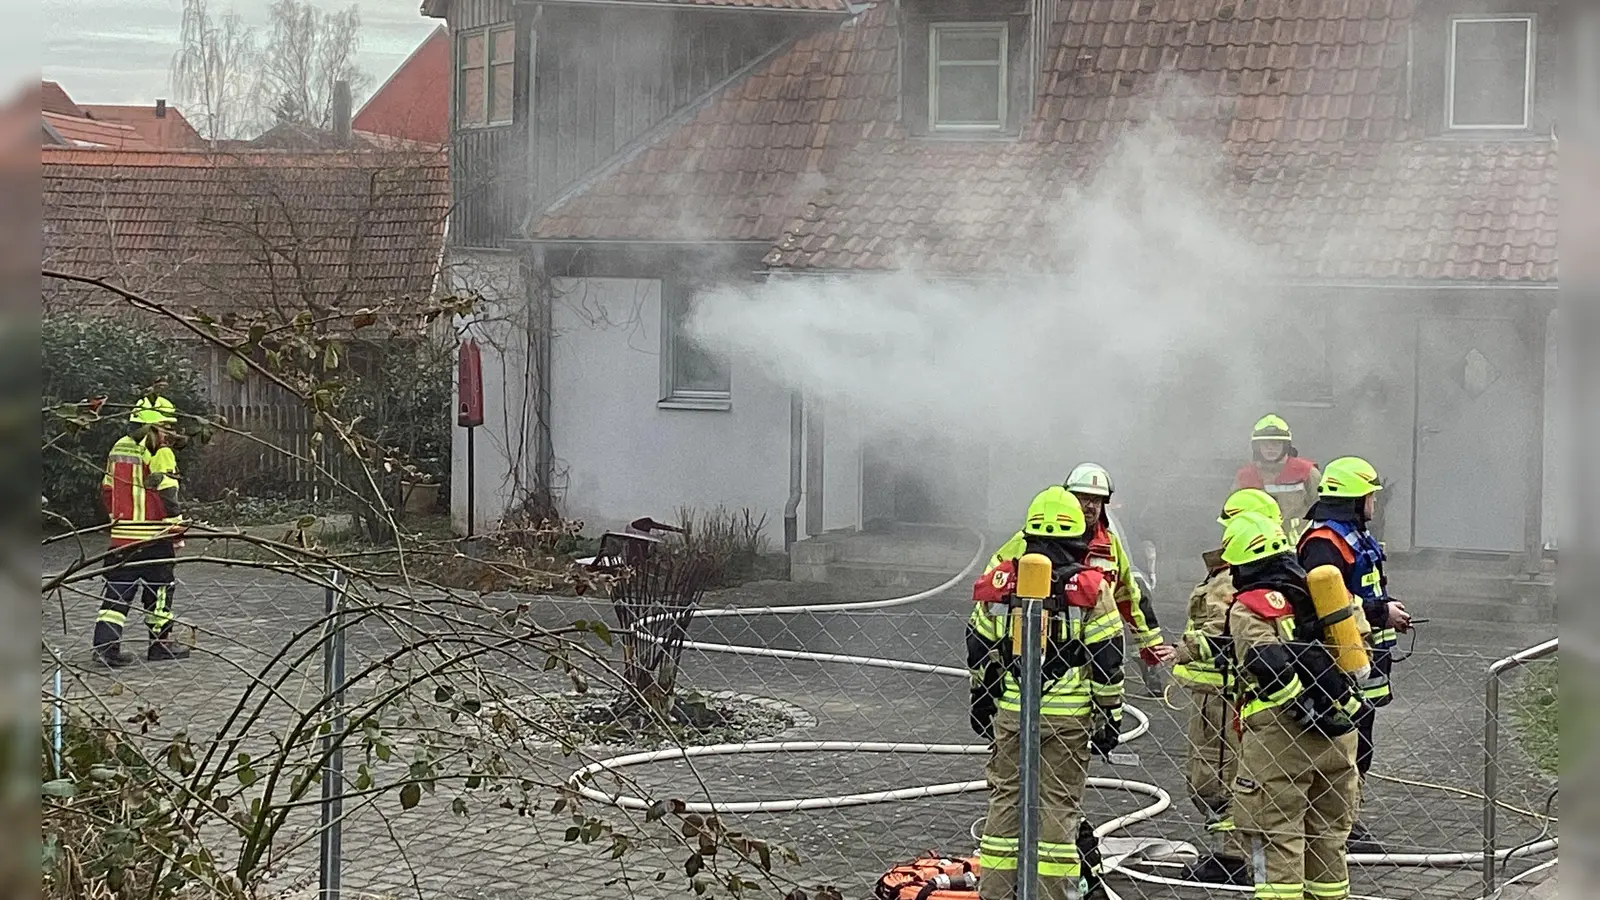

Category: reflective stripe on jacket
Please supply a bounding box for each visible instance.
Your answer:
[968,559,1124,718]
[102,436,179,546]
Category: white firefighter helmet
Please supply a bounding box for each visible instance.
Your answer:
[1064,462,1115,498]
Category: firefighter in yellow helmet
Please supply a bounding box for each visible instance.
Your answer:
[1297,456,1410,854]
[1234,415,1322,538]
[95,407,190,667]
[1171,488,1283,886]
[968,486,1124,900]
[1223,511,1363,900]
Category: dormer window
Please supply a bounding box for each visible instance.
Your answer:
[928,23,1008,132]
[1447,16,1535,130]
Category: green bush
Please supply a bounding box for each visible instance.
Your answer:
[344,338,453,485]
[42,317,210,530]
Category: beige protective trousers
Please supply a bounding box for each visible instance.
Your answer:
[979,709,1093,900]
[1232,719,1359,900]
[1184,689,1248,861]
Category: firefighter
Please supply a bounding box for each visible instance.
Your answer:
[987,467,1171,677]
[1067,463,1173,698]
[94,407,190,667]
[968,486,1125,900]
[1234,415,1322,537]
[134,376,175,415]
[1172,488,1284,886]
[1297,456,1411,855]
[1223,511,1363,900]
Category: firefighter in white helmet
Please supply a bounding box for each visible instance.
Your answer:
[1064,463,1174,677]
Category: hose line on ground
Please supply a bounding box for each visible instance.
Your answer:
[567,528,1556,899]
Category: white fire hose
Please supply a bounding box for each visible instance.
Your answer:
[567,532,1557,899]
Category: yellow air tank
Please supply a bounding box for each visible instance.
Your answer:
[1011,553,1053,656]
[1306,564,1370,680]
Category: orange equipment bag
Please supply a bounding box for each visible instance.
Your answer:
[873,853,980,900]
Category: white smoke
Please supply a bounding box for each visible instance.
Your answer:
[687,114,1287,464]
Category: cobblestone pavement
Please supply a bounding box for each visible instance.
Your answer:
[42,546,1557,900]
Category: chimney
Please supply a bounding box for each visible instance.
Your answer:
[332,79,353,143]
[155,99,167,118]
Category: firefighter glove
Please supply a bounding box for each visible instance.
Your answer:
[969,685,997,740]
[1090,705,1123,755]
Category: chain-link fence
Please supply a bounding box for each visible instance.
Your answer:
[40,547,1557,900]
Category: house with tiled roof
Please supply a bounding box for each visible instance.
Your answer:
[43,145,452,403]
[431,0,1557,572]
[354,26,452,147]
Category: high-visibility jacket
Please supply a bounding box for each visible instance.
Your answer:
[1299,519,1394,705]
[1228,587,1361,729]
[1173,564,1233,692]
[102,436,181,547]
[1235,456,1320,534]
[967,556,1125,718]
[989,526,1163,650]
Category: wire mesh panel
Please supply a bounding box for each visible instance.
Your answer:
[40,543,1558,900]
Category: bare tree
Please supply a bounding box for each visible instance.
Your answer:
[169,0,261,141]
[259,0,372,130]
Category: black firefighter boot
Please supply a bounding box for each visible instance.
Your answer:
[1178,853,1251,885]
[147,629,191,662]
[92,620,136,668]
[1347,819,1385,855]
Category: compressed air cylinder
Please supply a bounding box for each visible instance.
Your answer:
[1306,564,1371,681]
[1011,553,1053,656]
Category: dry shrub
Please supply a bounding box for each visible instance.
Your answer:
[675,505,772,587]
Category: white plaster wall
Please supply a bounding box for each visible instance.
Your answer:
[550,277,840,540]
[448,250,536,535]
[817,398,864,533]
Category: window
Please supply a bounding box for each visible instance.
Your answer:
[457,25,515,128]
[661,284,731,409]
[1448,16,1535,130]
[929,23,1008,131]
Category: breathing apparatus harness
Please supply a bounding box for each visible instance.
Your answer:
[1220,557,1363,739]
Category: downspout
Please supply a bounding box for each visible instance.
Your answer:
[805,396,824,536]
[784,391,803,551]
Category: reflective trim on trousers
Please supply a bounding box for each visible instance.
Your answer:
[96,608,127,625]
[1254,884,1303,900]
[1038,842,1081,879]
[978,834,1018,872]
[1306,879,1351,899]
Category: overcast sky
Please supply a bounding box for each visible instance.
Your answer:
[40,0,439,107]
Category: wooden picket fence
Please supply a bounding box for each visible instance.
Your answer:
[209,403,358,501]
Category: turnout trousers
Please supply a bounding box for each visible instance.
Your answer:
[1184,689,1248,860]
[979,709,1093,900]
[94,540,178,651]
[1232,720,1359,900]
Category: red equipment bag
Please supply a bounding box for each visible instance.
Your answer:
[873,853,980,900]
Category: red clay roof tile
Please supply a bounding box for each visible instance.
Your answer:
[43,147,450,324]
[530,0,1555,283]
[43,112,153,150]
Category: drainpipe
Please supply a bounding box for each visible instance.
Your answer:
[805,395,824,536]
[784,391,803,551]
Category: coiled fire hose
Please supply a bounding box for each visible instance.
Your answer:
[567,530,1557,900]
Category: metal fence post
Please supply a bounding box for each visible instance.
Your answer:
[1481,638,1558,898]
[1016,595,1045,900]
[320,570,348,900]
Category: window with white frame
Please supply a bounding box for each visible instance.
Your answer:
[457,25,515,128]
[661,284,731,408]
[929,23,1008,131]
[1448,16,1535,130]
